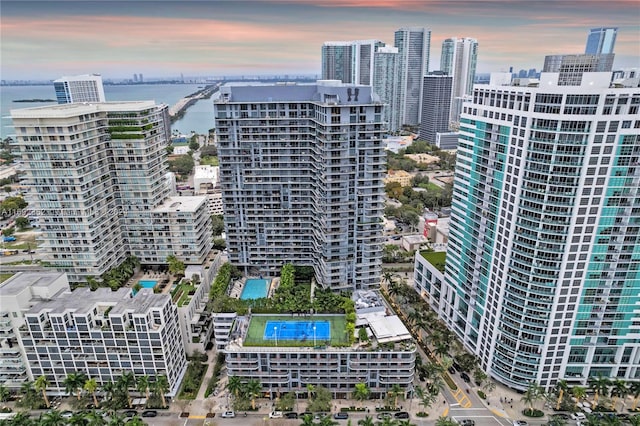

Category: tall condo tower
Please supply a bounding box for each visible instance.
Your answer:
[394,27,431,126]
[440,71,640,391]
[440,37,478,126]
[53,74,106,104]
[585,27,618,55]
[214,81,386,290]
[418,72,453,143]
[373,45,401,133]
[10,102,212,283]
[321,40,384,85]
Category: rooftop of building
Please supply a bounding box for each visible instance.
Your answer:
[193,165,219,179]
[0,272,67,297]
[10,100,160,118]
[420,250,446,273]
[26,287,169,317]
[152,195,207,213]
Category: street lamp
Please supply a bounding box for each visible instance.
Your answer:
[274,326,278,347]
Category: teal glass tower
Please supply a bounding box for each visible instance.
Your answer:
[442,71,640,390]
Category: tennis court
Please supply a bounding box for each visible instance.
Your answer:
[263,320,331,341]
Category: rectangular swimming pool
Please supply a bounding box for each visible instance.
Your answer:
[138,280,157,289]
[263,320,331,341]
[240,278,270,300]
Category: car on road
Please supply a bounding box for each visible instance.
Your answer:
[334,412,349,420]
[221,411,236,418]
[512,421,528,426]
[458,420,475,426]
[448,366,457,375]
[314,413,328,420]
[123,410,137,417]
[269,411,283,419]
[460,372,471,382]
[550,413,570,420]
[141,411,157,417]
[394,412,410,419]
[61,411,73,419]
[2,236,16,242]
[377,413,393,420]
[284,412,298,419]
[571,412,586,421]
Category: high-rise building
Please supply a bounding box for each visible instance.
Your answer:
[321,40,384,85]
[440,37,478,126]
[543,53,615,86]
[418,72,452,143]
[213,81,386,290]
[21,287,187,396]
[10,102,212,283]
[373,45,401,133]
[585,27,618,55]
[53,74,106,104]
[394,27,431,126]
[440,71,640,391]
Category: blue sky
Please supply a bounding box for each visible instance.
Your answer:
[1,0,639,80]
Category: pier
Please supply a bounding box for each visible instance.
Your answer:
[169,83,220,122]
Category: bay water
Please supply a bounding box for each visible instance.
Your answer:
[0,83,215,140]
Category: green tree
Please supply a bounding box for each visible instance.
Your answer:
[521,381,545,413]
[1,226,15,237]
[168,154,195,176]
[136,375,150,400]
[34,375,50,408]
[227,376,242,398]
[435,417,458,426]
[388,383,404,408]
[117,371,135,407]
[353,382,370,407]
[84,377,100,407]
[610,379,628,411]
[554,379,569,410]
[245,378,262,410]
[39,409,66,426]
[166,254,186,277]
[588,374,611,406]
[211,214,225,236]
[0,383,10,402]
[154,375,169,408]
[301,414,315,426]
[212,238,226,250]
[415,386,437,413]
[629,382,640,410]
[358,416,375,426]
[63,372,88,400]
[189,138,200,151]
[15,216,30,230]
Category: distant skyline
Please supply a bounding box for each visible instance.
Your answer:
[2,0,639,81]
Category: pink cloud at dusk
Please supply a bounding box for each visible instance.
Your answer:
[1,0,638,79]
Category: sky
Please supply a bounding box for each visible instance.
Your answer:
[1,0,639,81]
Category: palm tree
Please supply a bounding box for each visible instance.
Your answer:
[377,417,397,426]
[397,420,416,426]
[554,379,569,410]
[435,417,458,426]
[107,412,127,426]
[118,371,135,407]
[388,383,404,408]
[588,374,611,406]
[521,381,544,413]
[136,375,150,400]
[571,385,588,405]
[629,382,640,410]
[11,412,35,426]
[227,375,242,399]
[318,416,339,426]
[34,375,50,408]
[154,375,169,408]
[39,410,67,426]
[306,383,315,399]
[547,418,568,426]
[628,415,640,426]
[84,377,99,407]
[85,411,107,426]
[68,413,88,426]
[610,379,629,411]
[415,386,437,412]
[301,414,315,426]
[63,372,88,400]
[358,416,375,426]
[353,382,370,407]
[245,378,262,410]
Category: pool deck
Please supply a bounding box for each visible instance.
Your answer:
[128,271,173,295]
[229,277,279,299]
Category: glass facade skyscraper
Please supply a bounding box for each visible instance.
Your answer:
[585,27,618,55]
[394,27,430,127]
[440,72,640,390]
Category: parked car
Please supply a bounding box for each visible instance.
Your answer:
[284,412,298,419]
[61,411,73,419]
[334,412,349,420]
[460,372,471,383]
[459,420,475,426]
[269,411,283,419]
[394,412,410,419]
[141,410,157,417]
[448,366,457,375]
[377,413,393,420]
[221,411,236,418]
[571,412,586,421]
[123,410,137,417]
[512,421,528,426]
[2,236,16,242]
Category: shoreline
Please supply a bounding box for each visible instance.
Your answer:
[169,83,220,123]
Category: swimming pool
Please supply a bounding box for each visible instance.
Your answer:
[240,279,270,300]
[138,280,158,288]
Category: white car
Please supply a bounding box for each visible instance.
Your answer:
[512,421,528,426]
[269,411,283,419]
[571,412,586,421]
[221,411,236,418]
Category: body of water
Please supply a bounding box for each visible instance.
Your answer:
[0,83,215,139]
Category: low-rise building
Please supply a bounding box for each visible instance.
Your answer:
[224,302,416,399]
[20,287,187,396]
[413,250,446,315]
[384,170,413,187]
[0,272,70,389]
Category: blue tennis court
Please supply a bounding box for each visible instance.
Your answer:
[263,320,330,341]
